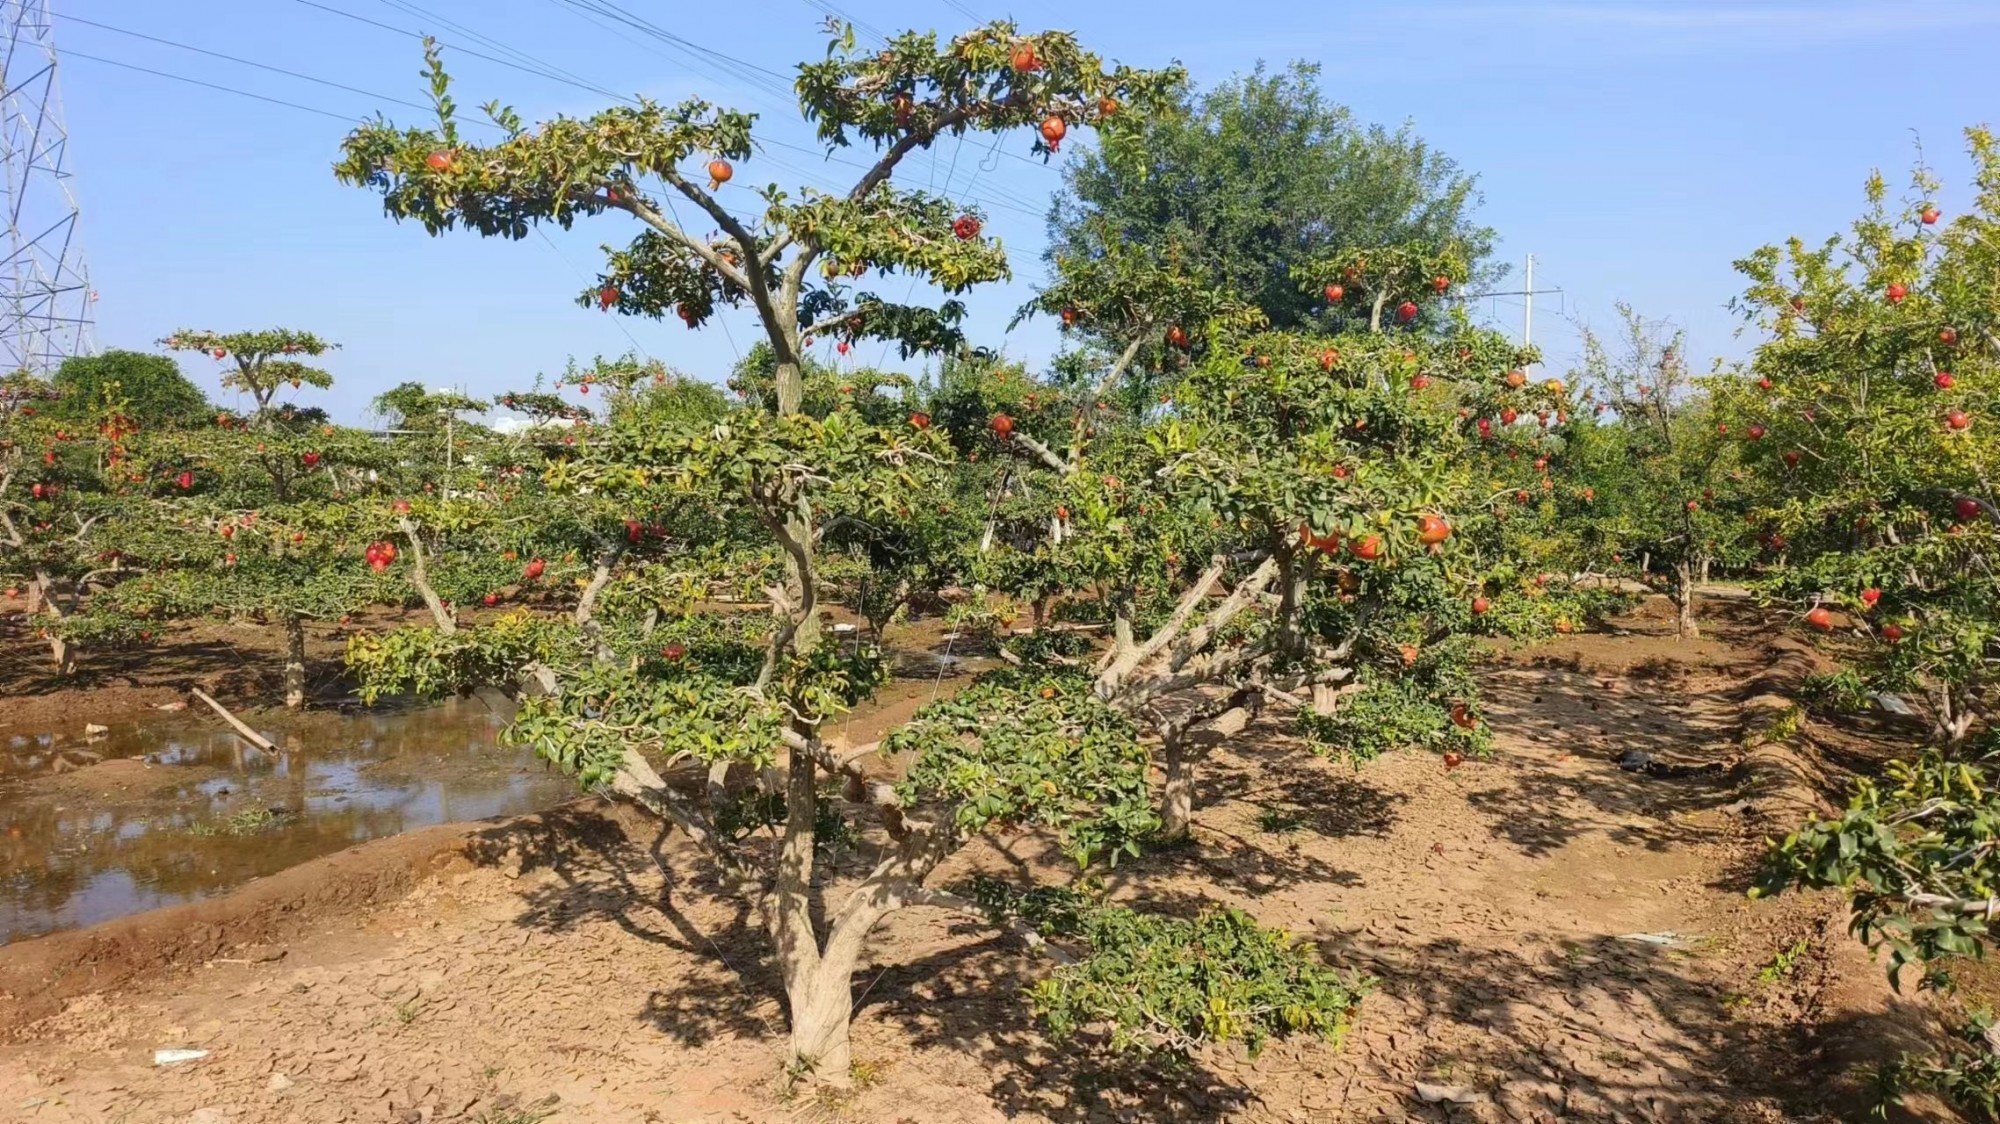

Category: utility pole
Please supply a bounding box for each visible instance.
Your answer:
[1523,253,1535,347]
[1,0,93,375]
[1464,261,1559,350]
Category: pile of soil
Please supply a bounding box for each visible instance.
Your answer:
[0,598,1952,1122]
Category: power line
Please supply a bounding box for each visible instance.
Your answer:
[54,12,444,117]
[60,49,364,123]
[290,0,624,97]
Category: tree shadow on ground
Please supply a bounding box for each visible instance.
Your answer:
[463,802,778,1049]
[1313,924,1904,1121]
[1471,665,1744,858]
[863,937,1259,1124]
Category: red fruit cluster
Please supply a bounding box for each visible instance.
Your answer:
[364,540,398,572]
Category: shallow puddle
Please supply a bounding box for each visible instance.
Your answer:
[0,692,576,944]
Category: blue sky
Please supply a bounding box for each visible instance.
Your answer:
[47,0,2000,420]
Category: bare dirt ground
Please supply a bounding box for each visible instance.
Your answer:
[0,597,1952,1123]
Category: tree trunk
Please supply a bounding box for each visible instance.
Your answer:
[1159,729,1194,841]
[1699,556,1712,583]
[48,633,74,676]
[283,614,307,709]
[1673,559,1699,640]
[1274,553,1308,659]
[785,960,856,1085]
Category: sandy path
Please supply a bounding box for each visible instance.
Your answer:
[0,604,1901,1123]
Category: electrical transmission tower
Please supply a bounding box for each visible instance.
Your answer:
[1,0,92,376]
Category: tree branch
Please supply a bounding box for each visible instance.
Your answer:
[1009,432,1073,475]
[623,194,752,292]
[395,517,456,633]
[1096,556,1230,698]
[906,887,1077,965]
[1069,331,1149,465]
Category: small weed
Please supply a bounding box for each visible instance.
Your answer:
[395,1000,420,1024]
[1599,1047,1632,1068]
[1720,993,1751,1012]
[1757,937,1813,985]
[1254,807,1306,834]
[473,1096,559,1124]
[483,1065,501,1080]
[473,1110,554,1124]
[189,807,294,837]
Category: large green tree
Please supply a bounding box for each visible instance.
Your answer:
[335,22,1370,1088]
[49,349,209,428]
[1045,61,1495,334]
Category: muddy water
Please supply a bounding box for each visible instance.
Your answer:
[0,626,1003,945]
[0,692,577,944]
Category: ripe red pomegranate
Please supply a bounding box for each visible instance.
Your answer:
[1349,535,1382,561]
[1921,206,1940,225]
[1954,497,1983,521]
[1805,606,1834,632]
[1499,407,1518,425]
[1411,374,1431,390]
[1935,371,1955,389]
[1758,377,1773,391]
[1039,116,1067,151]
[991,414,1015,439]
[482,593,499,607]
[909,412,931,429]
[1881,623,1905,642]
[1747,425,1766,439]
[1783,450,1802,467]
[1416,514,1451,545]
[598,286,617,311]
[626,520,643,544]
[1396,301,1418,323]
[1319,349,1339,371]
[219,524,234,539]
[1940,327,1959,345]
[1716,423,1729,435]
[523,558,546,580]
[176,470,193,489]
[1860,587,1881,607]
[425,150,453,171]
[663,642,687,660]
[1887,283,1908,303]
[1009,42,1039,72]
[1476,417,1492,437]
[1471,596,1490,615]
[302,452,321,467]
[1324,284,1344,302]
[1946,409,1971,430]
[1432,276,1450,294]
[706,159,733,189]
[836,340,850,355]
[1504,369,1526,388]
[211,348,227,360]
[952,215,981,240]
[1443,751,1465,769]
[1060,307,1077,327]
[1166,325,1189,348]
[392,499,412,514]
